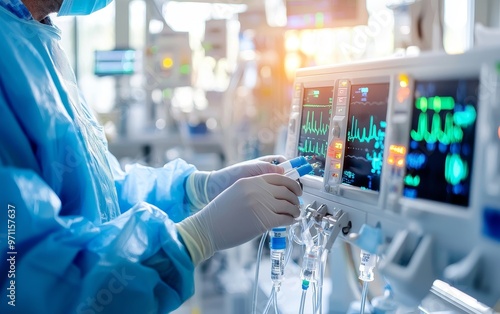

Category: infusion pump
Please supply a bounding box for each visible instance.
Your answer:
[284,46,500,307]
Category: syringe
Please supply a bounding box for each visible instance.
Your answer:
[278,156,308,172]
[285,163,314,180]
[261,158,311,314]
[270,162,312,288]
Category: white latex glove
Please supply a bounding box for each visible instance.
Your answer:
[177,173,302,265]
[185,155,287,210]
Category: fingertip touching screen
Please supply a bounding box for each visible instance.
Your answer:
[297,86,334,177]
[403,79,479,207]
[341,83,390,191]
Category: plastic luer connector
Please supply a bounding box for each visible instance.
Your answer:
[280,156,308,172]
[285,163,314,180]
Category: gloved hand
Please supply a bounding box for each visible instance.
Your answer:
[185,155,287,210]
[177,173,302,265]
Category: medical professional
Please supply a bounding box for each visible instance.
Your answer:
[0,0,302,313]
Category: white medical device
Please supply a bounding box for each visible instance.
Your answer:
[284,46,500,307]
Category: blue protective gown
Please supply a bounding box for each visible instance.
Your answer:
[0,6,197,313]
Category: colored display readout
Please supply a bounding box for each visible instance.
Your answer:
[404,79,479,207]
[387,145,406,168]
[341,83,390,191]
[297,87,334,177]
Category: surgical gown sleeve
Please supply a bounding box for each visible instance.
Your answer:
[108,153,196,222]
[0,170,194,313]
[0,8,195,313]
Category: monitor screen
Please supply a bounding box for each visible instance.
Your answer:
[341,83,389,191]
[297,86,333,177]
[403,79,479,207]
[94,49,136,76]
[286,0,367,29]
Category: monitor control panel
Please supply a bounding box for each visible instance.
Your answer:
[284,47,500,307]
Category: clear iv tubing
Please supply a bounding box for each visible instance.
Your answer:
[299,289,307,314]
[315,246,328,314]
[262,286,279,314]
[312,283,318,314]
[360,281,368,314]
[262,286,276,314]
[273,291,279,314]
[252,231,268,314]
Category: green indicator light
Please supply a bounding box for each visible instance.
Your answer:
[179,64,190,75]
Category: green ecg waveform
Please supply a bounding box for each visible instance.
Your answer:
[347,115,385,143]
[411,112,463,144]
[411,96,477,145]
[302,111,329,136]
[299,139,327,156]
[303,103,332,108]
[416,96,454,113]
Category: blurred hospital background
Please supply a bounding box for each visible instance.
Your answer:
[49,1,500,313]
[51,0,478,170]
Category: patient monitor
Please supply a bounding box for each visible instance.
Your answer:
[284,46,500,307]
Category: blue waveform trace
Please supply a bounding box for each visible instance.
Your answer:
[406,153,426,170]
[345,155,369,162]
[366,151,383,175]
[343,170,355,179]
[403,188,418,198]
[451,184,465,195]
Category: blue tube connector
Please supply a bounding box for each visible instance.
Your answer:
[279,156,308,173]
[285,163,314,180]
